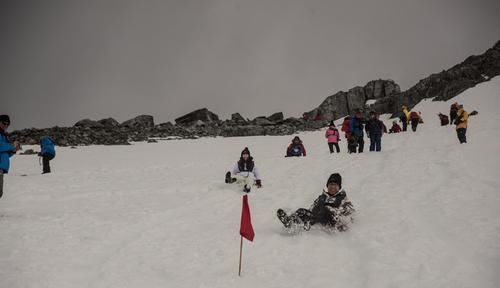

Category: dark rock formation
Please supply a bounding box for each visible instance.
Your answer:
[7,41,499,146]
[303,79,400,121]
[175,108,219,126]
[121,115,154,128]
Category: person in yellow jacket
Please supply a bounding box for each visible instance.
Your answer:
[454,105,469,143]
[399,105,410,131]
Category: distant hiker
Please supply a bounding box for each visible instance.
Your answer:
[349,110,365,153]
[449,102,459,125]
[399,105,410,131]
[286,136,307,157]
[438,113,449,126]
[454,105,469,144]
[389,120,402,133]
[325,121,340,154]
[225,147,262,192]
[277,173,354,232]
[365,111,385,152]
[39,136,56,174]
[409,111,423,132]
[0,115,21,199]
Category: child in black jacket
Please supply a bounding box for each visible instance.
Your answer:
[277,173,354,232]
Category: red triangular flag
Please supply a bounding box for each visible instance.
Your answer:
[240,195,255,242]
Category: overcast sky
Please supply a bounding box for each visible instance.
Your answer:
[1,0,499,130]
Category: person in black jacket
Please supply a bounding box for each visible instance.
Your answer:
[365,111,385,152]
[276,173,354,232]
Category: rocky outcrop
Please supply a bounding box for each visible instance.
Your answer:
[121,115,154,128]
[303,79,401,121]
[8,41,499,146]
[304,40,500,120]
[175,108,219,126]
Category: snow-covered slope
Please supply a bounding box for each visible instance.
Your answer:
[1,77,499,288]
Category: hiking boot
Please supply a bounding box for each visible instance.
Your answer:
[277,209,291,228]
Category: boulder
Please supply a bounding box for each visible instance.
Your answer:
[121,115,154,128]
[175,108,219,126]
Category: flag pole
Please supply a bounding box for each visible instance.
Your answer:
[238,236,243,276]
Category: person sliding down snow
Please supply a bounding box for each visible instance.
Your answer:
[277,173,354,232]
[225,147,262,193]
[285,136,307,157]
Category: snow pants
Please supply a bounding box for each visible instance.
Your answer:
[0,170,3,199]
[42,154,54,173]
[328,142,340,153]
[369,134,382,151]
[456,128,467,144]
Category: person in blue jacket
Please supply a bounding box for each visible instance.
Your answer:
[349,110,365,153]
[39,136,56,174]
[0,115,21,199]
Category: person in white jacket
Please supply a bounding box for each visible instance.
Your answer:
[225,147,262,192]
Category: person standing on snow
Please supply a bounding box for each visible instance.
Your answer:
[325,121,340,154]
[349,110,365,153]
[409,111,423,132]
[39,136,56,174]
[0,115,21,199]
[365,111,385,152]
[225,147,262,192]
[454,105,469,144]
[277,173,354,232]
[400,105,410,131]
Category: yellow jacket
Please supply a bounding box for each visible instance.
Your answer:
[402,107,410,122]
[455,108,468,129]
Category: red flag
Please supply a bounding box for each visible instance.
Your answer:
[240,195,255,242]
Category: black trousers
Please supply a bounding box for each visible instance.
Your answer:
[411,119,419,132]
[456,128,467,144]
[0,171,3,199]
[353,135,364,153]
[42,154,55,173]
[328,142,340,153]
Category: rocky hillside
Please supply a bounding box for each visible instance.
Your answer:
[8,40,500,146]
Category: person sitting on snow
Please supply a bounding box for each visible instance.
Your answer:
[277,173,354,232]
[225,147,262,192]
[389,120,402,133]
[285,136,307,157]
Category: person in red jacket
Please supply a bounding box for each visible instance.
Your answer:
[388,120,402,133]
[325,121,340,153]
[286,136,307,157]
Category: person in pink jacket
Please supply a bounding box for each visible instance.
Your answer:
[325,121,341,153]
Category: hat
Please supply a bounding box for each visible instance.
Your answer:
[241,147,250,157]
[326,173,342,189]
[0,114,10,124]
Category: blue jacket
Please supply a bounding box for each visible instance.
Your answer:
[0,131,15,173]
[349,116,365,137]
[40,136,56,157]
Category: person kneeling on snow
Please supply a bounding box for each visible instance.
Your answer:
[277,173,354,232]
[225,147,262,192]
[285,136,306,157]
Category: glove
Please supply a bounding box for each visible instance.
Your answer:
[255,179,262,188]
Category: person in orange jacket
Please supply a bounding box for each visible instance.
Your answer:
[454,105,469,144]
